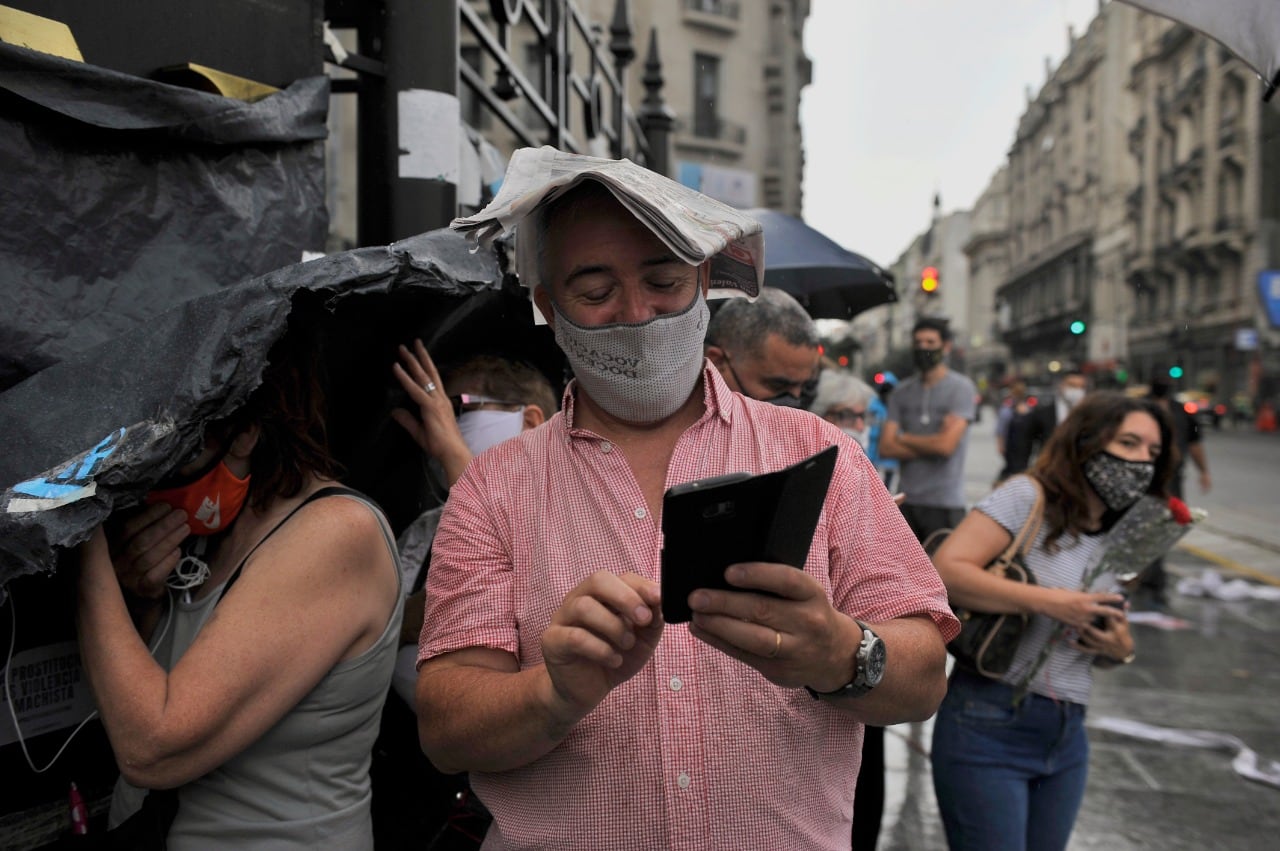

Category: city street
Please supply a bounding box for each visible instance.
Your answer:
[878,407,1280,851]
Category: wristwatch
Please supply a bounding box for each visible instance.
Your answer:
[805,621,886,700]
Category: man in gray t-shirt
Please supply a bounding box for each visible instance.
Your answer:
[879,317,976,543]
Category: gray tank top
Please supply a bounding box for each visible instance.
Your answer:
[108,490,404,850]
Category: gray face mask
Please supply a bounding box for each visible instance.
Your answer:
[1083,450,1155,512]
[552,289,710,424]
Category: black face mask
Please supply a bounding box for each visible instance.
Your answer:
[761,384,817,409]
[912,348,945,372]
[725,358,817,409]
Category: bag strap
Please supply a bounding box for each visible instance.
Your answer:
[215,486,363,605]
[994,475,1044,569]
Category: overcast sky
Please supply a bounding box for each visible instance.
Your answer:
[800,0,1105,268]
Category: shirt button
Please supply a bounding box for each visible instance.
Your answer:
[669,676,683,691]
[677,772,691,789]
[634,507,647,519]
[600,441,613,454]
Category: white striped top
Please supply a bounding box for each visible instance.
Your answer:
[978,476,1115,705]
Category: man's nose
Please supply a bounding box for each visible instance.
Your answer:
[614,285,657,324]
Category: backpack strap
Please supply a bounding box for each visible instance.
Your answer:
[215,486,364,605]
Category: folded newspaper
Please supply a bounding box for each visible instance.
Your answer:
[451,145,764,296]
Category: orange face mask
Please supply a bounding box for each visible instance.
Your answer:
[146,459,251,536]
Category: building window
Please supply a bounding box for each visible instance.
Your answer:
[693,53,720,138]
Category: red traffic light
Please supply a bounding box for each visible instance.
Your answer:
[873,372,885,384]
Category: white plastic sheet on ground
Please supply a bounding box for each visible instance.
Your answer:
[1091,716,1280,789]
[1176,569,1280,602]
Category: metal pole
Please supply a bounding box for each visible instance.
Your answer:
[367,0,458,244]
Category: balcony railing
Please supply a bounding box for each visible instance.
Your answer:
[682,0,741,20]
[676,115,746,146]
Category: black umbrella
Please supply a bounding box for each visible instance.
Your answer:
[743,208,897,320]
[0,229,565,588]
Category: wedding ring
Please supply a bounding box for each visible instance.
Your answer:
[424,381,437,393]
[768,630,782,659]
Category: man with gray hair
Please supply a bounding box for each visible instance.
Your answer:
[704,287,821,408]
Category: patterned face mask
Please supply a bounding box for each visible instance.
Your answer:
[552,288,709,424]
[1083,450,1154,512]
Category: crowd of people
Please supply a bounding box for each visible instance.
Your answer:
[72,147,1198,851]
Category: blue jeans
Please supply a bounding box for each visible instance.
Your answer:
[931,670,1089,851]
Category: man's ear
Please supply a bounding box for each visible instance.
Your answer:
[705,344,730,374]
[521,404,546,430]
[533,285,555,328]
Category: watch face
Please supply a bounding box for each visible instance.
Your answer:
[859,632,887,687]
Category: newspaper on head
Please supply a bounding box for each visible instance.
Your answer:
[451,145,764,297]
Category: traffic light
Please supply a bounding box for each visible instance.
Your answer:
[920,266,939,295]
[1069,320,1086,335]
[873,372,886,385]
[1169,365,1184,379]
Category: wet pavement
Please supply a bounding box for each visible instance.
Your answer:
[875,409,1280,850]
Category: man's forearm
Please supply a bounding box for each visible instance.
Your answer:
[878,433,919,460]
[898,431,955,458]
[417,662,583,774]
[817,615,948,725]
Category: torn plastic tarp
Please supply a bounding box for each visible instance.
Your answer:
[0,228,563,590]
[0,42,329,391]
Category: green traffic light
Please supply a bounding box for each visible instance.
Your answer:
[1069,320,1086,335]
[1169,366,1184,379]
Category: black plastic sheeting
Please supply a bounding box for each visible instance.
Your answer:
[0,229,564,590]
[0,42,330,391]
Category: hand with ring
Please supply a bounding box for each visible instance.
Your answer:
[391,339,472,486]
[685,560,851,689]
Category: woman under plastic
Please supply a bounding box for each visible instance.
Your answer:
[929,392,1177,851]
[76,317,403,850]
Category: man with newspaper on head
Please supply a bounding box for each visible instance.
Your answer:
[416,146,958,851]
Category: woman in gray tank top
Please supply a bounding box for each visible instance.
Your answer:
[77,320,403,850]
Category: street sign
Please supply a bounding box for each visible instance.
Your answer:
[1236,328,1259,351]
[1260,270,1280,328]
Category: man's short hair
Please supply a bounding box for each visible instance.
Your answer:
[442,356,559,419]
[1059,368,1085,383]
[705,288,819,355]
[911,316,952,342]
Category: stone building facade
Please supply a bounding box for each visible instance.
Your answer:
[1124,13,1280,401]
[963,165,1012,386]
[995,2,1139,386]
[973,0,1280,402]
[581,0,811,213]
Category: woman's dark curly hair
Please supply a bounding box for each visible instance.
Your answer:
[1030,391,1178,550]
[220,310,344,510]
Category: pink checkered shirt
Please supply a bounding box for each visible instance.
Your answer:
[421,364,958,851]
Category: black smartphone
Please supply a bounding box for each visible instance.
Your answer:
[659,445,838,624]
[1092,597,1126,630]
